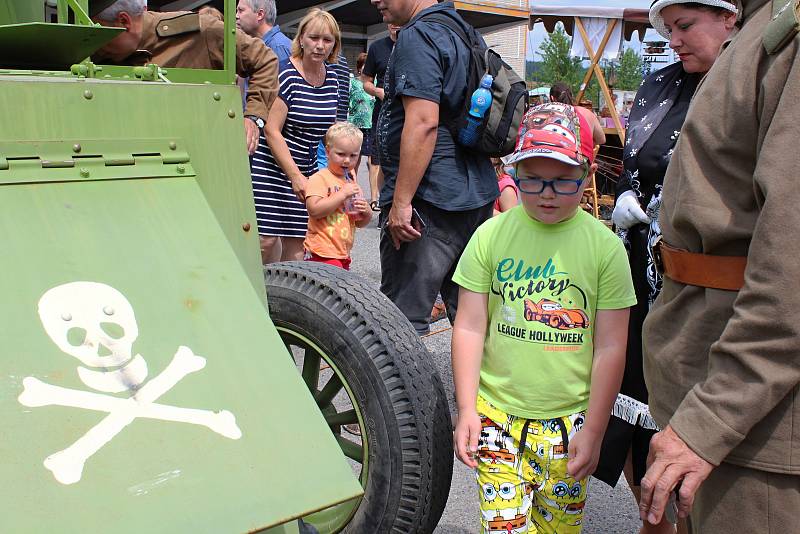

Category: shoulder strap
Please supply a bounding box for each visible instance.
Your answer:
[156,12,201,37]
[764,0,800,54]
[417,11,478,50]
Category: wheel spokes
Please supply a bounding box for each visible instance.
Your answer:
[315,373,343,408]
[336,435,364,462]
[325,408,359,426]
[300,349,321,392]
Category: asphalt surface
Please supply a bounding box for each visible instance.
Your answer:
[349,161,641,533]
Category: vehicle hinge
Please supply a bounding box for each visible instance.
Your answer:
[70,62,103,79]
[132,64,171,83]
[0,140,194,185]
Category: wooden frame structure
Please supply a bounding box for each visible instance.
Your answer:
[574,17,625,143]
[529,4,651,145]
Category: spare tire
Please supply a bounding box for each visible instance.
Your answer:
[264,262,454,534]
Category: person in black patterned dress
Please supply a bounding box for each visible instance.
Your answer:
[253,8,341,263]
[593,1,738,532]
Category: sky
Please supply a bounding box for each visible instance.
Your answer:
[526,0,666,61]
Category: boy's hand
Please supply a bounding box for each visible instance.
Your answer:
[340,181,360,199]
[352,199,369,218]
[453,410,482,468]
[566,428,602,481]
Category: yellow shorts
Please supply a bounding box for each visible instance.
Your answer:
[476,395,588,533]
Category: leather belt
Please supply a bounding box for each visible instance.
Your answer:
[652,237,746,291]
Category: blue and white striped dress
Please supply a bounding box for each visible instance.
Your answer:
[250,60,338,238]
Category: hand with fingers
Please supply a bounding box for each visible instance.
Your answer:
[639,425,714,525]
[566,428,602,481]
[453,410,482,469]
[612,190,651,230]
[291,174,308,202]
[244,118,260,155]
[387,202,421,250]
[339,181,360,199]
[353,199,370,219]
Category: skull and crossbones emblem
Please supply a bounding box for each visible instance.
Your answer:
[18,282,242,485]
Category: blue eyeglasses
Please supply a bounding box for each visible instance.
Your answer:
[514,166,588,195]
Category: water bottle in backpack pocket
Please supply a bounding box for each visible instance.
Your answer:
[420,12,528,157]
[458,74,494,147]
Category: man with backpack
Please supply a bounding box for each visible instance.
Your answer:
[372,0,500,335]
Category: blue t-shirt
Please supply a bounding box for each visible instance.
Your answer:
[376,2,497,211]
[263,25,292,65]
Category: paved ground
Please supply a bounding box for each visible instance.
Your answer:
[347,161,642,533]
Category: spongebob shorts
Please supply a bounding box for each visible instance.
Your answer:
[475,395,588,534]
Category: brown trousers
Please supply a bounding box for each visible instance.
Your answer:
[689,462,800,533]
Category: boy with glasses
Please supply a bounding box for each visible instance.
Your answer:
[451,103,635,532]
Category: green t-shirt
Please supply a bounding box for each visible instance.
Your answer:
[453,206,636,419]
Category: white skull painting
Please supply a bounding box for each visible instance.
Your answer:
[19,281,242,485]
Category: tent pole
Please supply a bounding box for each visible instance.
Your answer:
[575,17,625,143]
[575,17,617,103]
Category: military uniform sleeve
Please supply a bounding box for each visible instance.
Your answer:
[669,40,800,465]
[236,30,278,120]
[200,16,278,120]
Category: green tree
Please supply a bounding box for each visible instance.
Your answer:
[536,24,583,90]
[616,48,644,91]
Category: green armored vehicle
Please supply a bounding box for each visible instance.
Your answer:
[0,1,453,532]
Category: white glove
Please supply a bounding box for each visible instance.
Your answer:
[612,190,651,230]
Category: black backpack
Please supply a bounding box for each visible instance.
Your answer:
[420,11,528,157]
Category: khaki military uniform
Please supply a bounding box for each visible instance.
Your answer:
[99,11,278,121]
[643,0,800,530]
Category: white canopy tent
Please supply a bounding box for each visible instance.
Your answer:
[529,2,652,143]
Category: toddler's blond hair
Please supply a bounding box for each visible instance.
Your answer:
[324,122,363,148]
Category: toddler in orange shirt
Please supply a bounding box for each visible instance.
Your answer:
[304,122,372,270]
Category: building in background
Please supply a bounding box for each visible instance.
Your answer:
[151,0,529,78]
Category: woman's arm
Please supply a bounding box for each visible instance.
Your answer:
[263,97,307,199]
[452,288,489,468]
[566,307,629,480]
[360,74,384,101]
[497,185,519,213]
[578,106,606,146]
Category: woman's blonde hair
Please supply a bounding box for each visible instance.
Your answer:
[324,122,363,148]
[291,8,341,63]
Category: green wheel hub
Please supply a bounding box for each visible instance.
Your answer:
[276,327,368,533]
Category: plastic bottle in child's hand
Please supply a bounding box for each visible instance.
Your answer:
[343,171,364,216]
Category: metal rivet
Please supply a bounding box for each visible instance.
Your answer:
[227,109,236,118]
[177,165,185,174]
[73,144,82,153]
[61,313,72,321]
[83,90,93,100]
[212,92,221,101]
[103,306,115,316]
[242,222,251,232]
[169,141,177,150]
[162,25,169,31]
[80,168,89,177]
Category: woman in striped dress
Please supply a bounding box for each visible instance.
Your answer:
[254,8,341,262]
